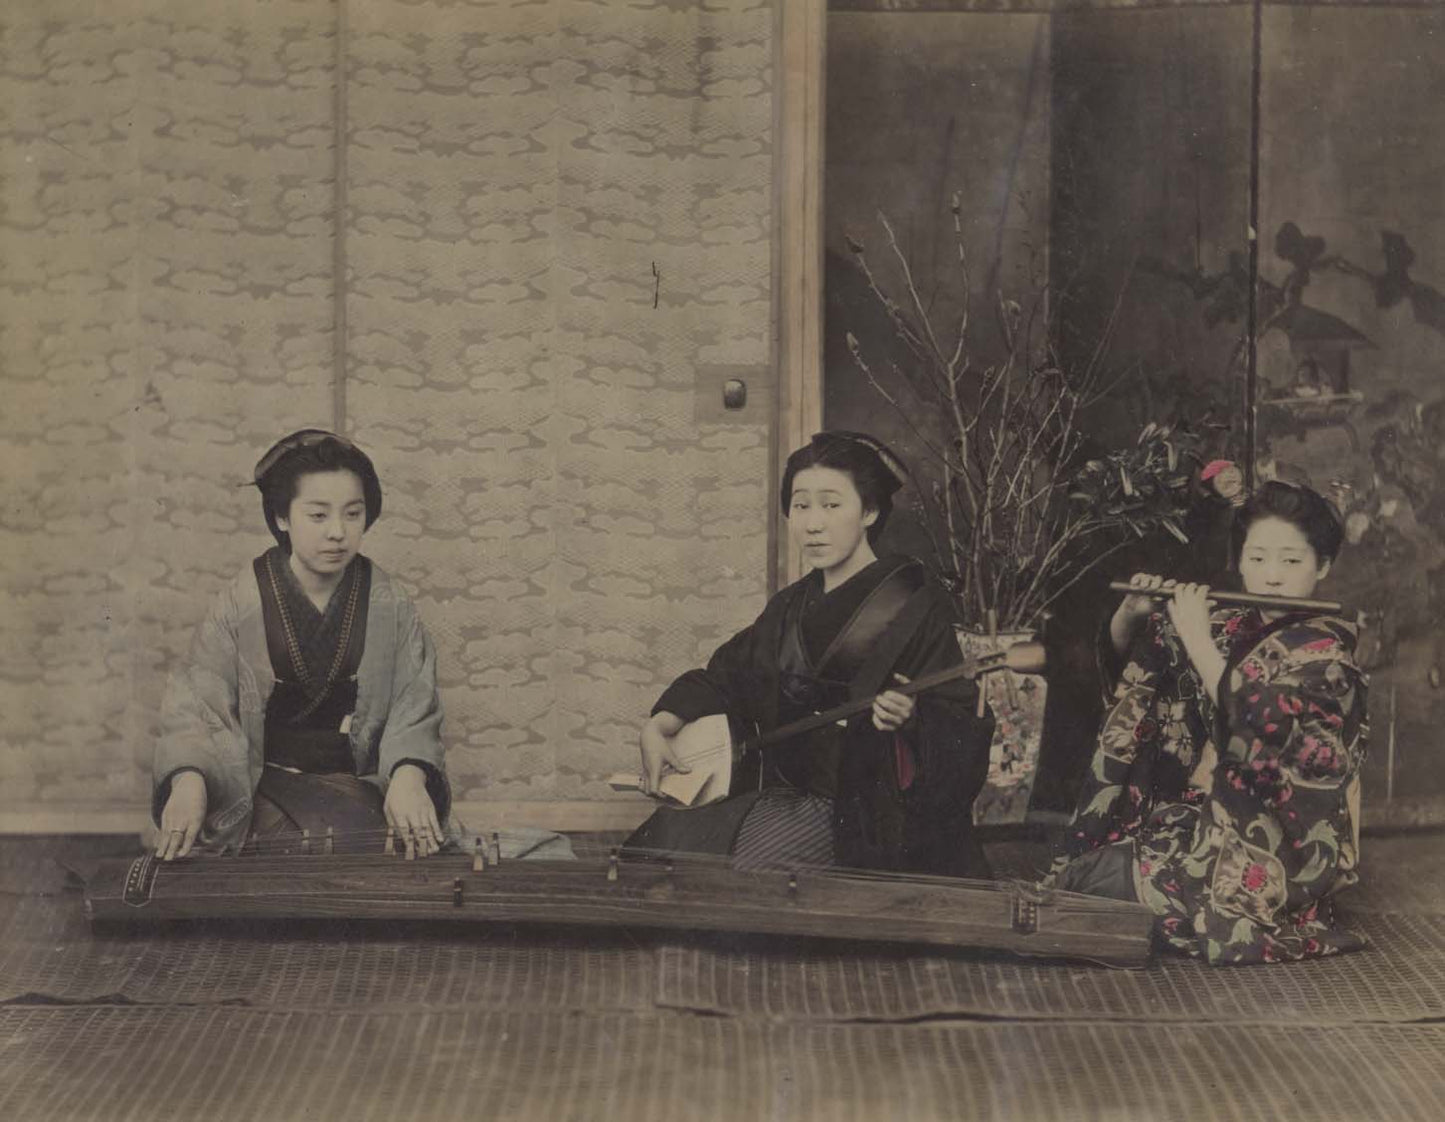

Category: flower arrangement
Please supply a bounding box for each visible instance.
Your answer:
[844,198,1205,633]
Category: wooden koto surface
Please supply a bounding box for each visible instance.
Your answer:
[85,851,1156,968]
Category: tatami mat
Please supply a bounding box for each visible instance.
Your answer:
[655,910,1445,1026]
[0,896,656,1012]
[2,1006,1442,1122]
[7,893,1444,1030]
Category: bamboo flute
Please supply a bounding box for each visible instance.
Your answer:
[1106,582,1341,614]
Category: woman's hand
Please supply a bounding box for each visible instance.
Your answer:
[639,711,691,795]
[1109,572,1166,655]
[1120,572,1166,618]
[385,763,443,857]
[156,770,207,861]
[1165,582,1214,649]
[1165,582,1226,703]
[872,674,915,732]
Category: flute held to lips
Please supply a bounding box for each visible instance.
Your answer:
[1106,581,1341,614]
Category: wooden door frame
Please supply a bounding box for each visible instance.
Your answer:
[773,0,828,590]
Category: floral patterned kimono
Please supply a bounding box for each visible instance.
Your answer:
[1048,606,1369,964]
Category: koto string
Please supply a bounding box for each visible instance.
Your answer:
[144,838,994,890]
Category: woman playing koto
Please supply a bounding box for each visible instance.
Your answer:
[1048,481,1369,964]
[152,430,450,859]
[630,432,997,877]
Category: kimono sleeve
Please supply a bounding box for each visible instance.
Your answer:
[885,594,995,877]
[375,593,451,820]
[651,620,765,726]
[152,583,252,841]
[898,604,992,798]
[1047,610,1197,877]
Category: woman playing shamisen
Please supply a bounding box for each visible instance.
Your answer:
[631,432,997,876]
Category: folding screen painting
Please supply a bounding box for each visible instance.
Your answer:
[824,0,1445,825]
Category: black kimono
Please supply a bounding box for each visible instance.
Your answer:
[631,555,996,877]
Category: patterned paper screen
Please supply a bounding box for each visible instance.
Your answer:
[0,0,776,825]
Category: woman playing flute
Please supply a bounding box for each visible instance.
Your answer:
[1047,481,1369,964]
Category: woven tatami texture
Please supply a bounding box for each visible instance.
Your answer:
[0,896,655,1012]
[2,1006,1442,1122]
[656,911,1445,1025]
[7,893,1444,1027]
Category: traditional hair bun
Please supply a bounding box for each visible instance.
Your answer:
[253,429,383,546]
[780,430,911,544]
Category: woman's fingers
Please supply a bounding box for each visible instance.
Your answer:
[663,739,692,775]
[157,815,200,861]
[385,792,440,857]
[1174,582,1212,604]
[381,791,444,857]
[156,777,206,860]
[385,804,408,854]
[157,826,190,861]
[1165,583,1215,643]
[880,689,913,713]
[640,724,691,796]
[1123,573,1165,615]
[407,797,442,855]
[640,728,666,792]
[872,688,915,731]
[395,817,427,857]
[415,819,436,857]
[176,822,198,859]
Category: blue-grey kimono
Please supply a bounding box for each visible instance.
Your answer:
[152,558,451,852]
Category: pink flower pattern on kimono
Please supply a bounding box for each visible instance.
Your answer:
[1047,607,1369,964]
